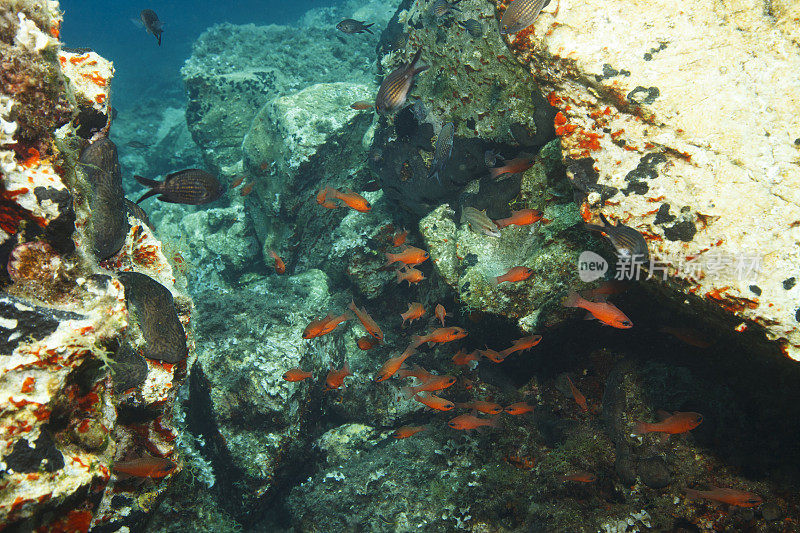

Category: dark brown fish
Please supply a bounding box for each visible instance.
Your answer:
[140,9,163,45]
[500,0,547,35]
[375,48,429,115]
[79,138,129,260]
[431,0,461,18]
[117,272,188,363]
[124,198,154,231]
[428,122,454,184]
[135,169,223,205]
[585,214,650,263]
[336,19,375,35]
[457,18,483,38]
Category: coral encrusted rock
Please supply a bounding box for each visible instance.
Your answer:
[498,0,800,358]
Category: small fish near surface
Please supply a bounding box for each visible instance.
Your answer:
[434,303,449,327]
[135,169,223,205]
[113,456,176,478]
[457,18,484,38]
[500,0,547,35]
[268,249,285,274]
[401,302,426,325]
[397,266,426,285]
[684,487,763,507]
[349,301,384,341]
[504,402,534,415]
[461,207,501,237]
[585,213,650,263]
[385,246,430,266]
[376,48,429,115]
[456,400,503,415]
[402,374,457,397]
[566,375,588,412]
[500,335,542,357]
[375,348,415,382]
[414,392,455,411]
[428,122,454,184]
[412,326,468,347]
[336,19,375,35]
[140,9,164,45]
[302,312,351,339]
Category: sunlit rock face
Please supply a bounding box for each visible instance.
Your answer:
[494,0,800,358]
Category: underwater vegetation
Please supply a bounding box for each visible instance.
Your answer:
[0,0,799,531]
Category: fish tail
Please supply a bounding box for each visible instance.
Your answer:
[364,23,374,34]
[632,421,651,435]
[486,416,501,428]
[408,48,428,76]
[490,274,503,286]
[584,223,606,233]
[134,174,161,188]
[561,290,583,308]
[135,189,159,204]
[410,335,424,348]
[157,32,162,45]
[400,386,415,398]
[384,252,397,267]
[489,167,504,179]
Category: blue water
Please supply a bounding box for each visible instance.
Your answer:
[60,0,339,108]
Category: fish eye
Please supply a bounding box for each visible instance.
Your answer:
[448,421,456,427]
[746,497,761,505]
[621,320,632,327]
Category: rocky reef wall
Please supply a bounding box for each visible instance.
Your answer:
[0,2,193,529]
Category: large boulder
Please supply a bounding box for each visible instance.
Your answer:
[496,0,800,358]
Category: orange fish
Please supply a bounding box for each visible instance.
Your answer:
[633,411,703,435]
[489,157,534,179]
[684,487,762,507]
[562,290,632,329]
[241,182,255,196]
[499,335,542,357]
[494,208,543,229]
[283,368,313,382]
[452,349,480,365]
[397,363,433,382]
[393,425,426,439]
[268,249,285,274]
[414,392,455,411]
[392,229,408,247]
[504,402,534,415]
[302,312,350,339]
[330,188,371,212]
[357,336,380,350]
[375,345,415,382]
[316,186,339,209]
[385,246,429,266]
[434,303,449,327]
[401,302,426,325]
[566,376,588,412]
[563,472,597,483]
[480,348,505,363]
[350,100,374,110]
[402,374,457,397]
[456,400,502,415]
[448,414,500,430]
[461,377,473,390]
[231,175,245,188]
[325,361,352,390]
[659,326,713,348]
[397,266,426,285]
[113,457,177,479]
[412,327,467,347]
[493,266,533,285]
[348,301,383,341]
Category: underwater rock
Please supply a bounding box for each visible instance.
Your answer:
[118,271,188,363]
[418,142,582,329]
[182,0,399,172]
[503,0,800,358]
[79,137,129,260]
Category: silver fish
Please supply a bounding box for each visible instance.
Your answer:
[500,0,547,35]
[461,207,501,237]
[428,122,454,184]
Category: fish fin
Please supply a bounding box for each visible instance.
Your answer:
[156,32,162,46]
[584,223,606,233]
[632,421,649,434]
[134,174,161,188]
[599,213,613,227]
[490,275,501,287]
[561,290,582,308]
[364,23,375,35]
[487,416,501,428]
[131,18,145,28]
[656,409,672,421]
[135,190,158,204]
[156,195,179,203]
[583,312,596,321]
